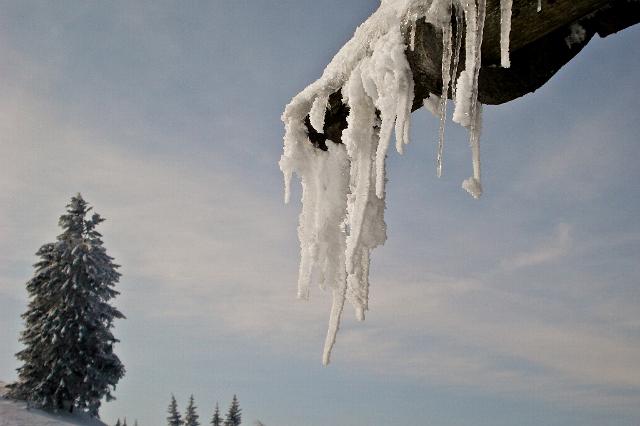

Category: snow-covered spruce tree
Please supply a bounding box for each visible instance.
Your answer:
[167,394,183,426]
[184,394,200,426]
[211,402,222,426]
[7,194,125,416]
[223,395,241,426]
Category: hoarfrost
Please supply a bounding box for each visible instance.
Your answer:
[280,0,492,364]
[565,23,587,48]
[423,93,440,116]
[309,94,329,133]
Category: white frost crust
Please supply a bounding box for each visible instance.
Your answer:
[280,0,491,364]
[309,94,329,133]
[423,93,440,116]
[565,23,587,48]
[295,143,350,301]
[452,70,472,127]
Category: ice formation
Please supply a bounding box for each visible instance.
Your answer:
[280,0,512,365]
[500,0,513,68]
[565,23,587,48]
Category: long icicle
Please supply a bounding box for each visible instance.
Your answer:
[323,274,347,365]
[463,0,486,198]
[499,0,513,68]
[437,2,453,178]
[451,4,464,101]
[409,13,417,51]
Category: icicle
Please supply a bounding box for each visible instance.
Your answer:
[500,0,512,68]
[409,13,417,51]
[347,248,371,322]
[470,0,487,117]
[358,25,413,199]
[462,103,483,198]
[437,4,453,178]
[343,62,387,326]
[452,0,477,129]
[451,4,464,101]
[315,143,350,292]
[393,56,414,156]
[309,94,329,133]
[280,0,499,365]
[323,279,347,366]
[295,152,321,300]
[319,65,381,364]
[296,143,351,299]
[284,138,319,300]
[469,0,486,197]
[451,0,486,196]
[537,0,542,12]
[343,67,377,277]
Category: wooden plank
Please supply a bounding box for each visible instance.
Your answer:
[305,0,639,148]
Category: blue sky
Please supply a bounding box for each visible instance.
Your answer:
[1,1,639,425]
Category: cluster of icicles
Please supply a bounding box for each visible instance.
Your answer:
[280,0,514,365]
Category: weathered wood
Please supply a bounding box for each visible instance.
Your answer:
[482,0,611,63]
[478,0,640,104]
[307,0,640,148]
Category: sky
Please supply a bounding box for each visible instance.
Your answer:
[0,1,639,426]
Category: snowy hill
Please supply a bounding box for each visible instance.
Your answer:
[0,382,108,426]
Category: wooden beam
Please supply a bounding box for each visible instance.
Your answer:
[305,0,639,149]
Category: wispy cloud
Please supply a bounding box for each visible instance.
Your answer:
[500,223,572,271]
[511,106,637,202]
[328,271,640,411]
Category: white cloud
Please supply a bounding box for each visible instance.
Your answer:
[328,272,640,411]
[511,108,635,201]
[500,223,572,271]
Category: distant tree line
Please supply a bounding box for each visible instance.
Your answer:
[166,394,242,426]
[114,419,138,426]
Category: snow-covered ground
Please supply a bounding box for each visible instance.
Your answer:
[0,382,107,426]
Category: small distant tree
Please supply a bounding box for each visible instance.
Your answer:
[211,402,222,426]
[184,394,200,426]
[115,419,122,426]
[122,418,128,426]
[224,395,241,426]
[167,394,183,426]
[7,194,125,416]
